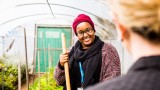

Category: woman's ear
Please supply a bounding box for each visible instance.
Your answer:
[114,18,128,41]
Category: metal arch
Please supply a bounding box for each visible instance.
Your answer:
[94,0,109,7]
[15,3,107,20]
[0,13,74,26]
[45,0,55,18]
[0,3,111,29]
[0,2,114,40]
[1,3,108,26]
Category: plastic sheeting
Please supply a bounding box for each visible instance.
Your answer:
[0,0,133,74]
[0,0,114,37]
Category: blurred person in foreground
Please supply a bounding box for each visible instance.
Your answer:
[54,14,121,90]
[86,0,160,90]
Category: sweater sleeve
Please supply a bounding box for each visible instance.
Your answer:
[54,63,65,86]
[53,46,73,86]
[99,43,121,82]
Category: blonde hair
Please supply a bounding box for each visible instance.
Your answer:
[108,0,160,42]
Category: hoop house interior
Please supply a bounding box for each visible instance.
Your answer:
[0,0,133,82]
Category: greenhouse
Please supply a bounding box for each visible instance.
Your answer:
[0,0,134,90]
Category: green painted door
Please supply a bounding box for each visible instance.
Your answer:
[36,26,72,72]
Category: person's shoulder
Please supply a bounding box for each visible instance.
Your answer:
[86,71,149,90]
[102,42,117,52]
[86,76,123,90]
[103,42,116,49]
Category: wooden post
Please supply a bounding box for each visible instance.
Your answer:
[42,32,47,73]
[18,59,21,90]
[24,28,29,90]
[38,51,41,89]
[48,44,51,73]
[42,33,48,85]
[32,24,37,83]
[61,33,71,90]
[2,67,4,90]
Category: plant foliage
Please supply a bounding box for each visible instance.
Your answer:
[0,58,26,90]
[29,68,63,90]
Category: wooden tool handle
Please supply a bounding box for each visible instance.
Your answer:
[61,33,71,90]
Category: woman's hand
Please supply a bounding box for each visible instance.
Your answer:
[59,51,69,67]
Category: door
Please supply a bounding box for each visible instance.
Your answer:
[36,26,72,72]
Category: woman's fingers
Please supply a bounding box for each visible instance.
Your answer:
[60,59,68,66]
[59,52,69,66]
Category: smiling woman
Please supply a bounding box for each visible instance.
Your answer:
[54,13,121,90]
[76,22,95,49]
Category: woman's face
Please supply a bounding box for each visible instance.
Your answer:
[76,22,95,49]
